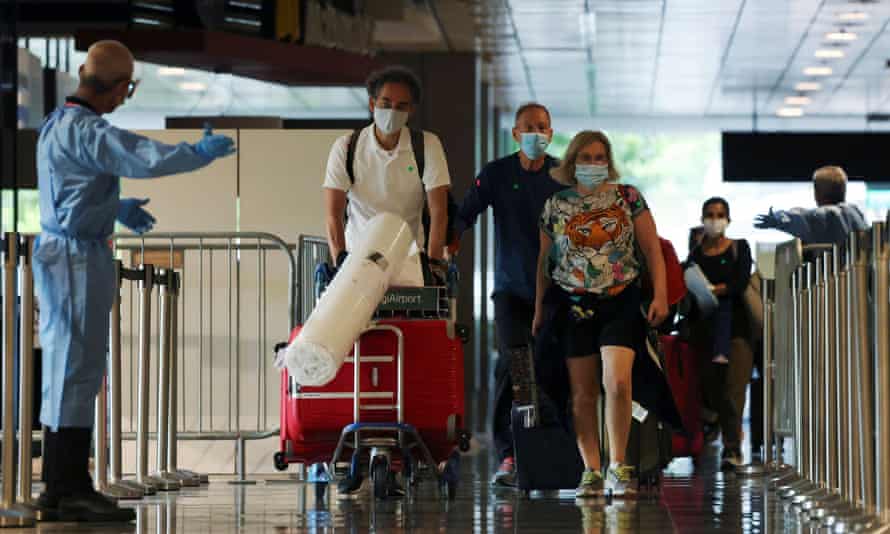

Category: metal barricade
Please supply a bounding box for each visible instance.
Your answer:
[767,224,890,531]
[0,233,37,527]
[297,234,330,324]
[110,232,298,483]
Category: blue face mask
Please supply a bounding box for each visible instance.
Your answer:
[575,164,610,188]
[519,132,549,160]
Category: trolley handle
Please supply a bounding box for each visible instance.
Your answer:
[353,324,405,425]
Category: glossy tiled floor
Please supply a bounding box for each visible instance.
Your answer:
[4,441,845,533]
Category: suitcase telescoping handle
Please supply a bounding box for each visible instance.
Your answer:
[353,324,405,424]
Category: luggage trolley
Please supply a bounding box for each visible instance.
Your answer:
[275,266,471,500]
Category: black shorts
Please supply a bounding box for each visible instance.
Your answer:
[565,284,644,358]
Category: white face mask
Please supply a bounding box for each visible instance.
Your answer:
[373,107,409,136]
[703,218,729,237]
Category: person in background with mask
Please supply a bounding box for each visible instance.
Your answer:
[754,166,867,249]
[33,40,235,522]
[323,65,451,286]
[451,102,566,487]
[687,197,753,471]
[534,130,668,498]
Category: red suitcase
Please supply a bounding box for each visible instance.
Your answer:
[661,335,705,458]
[275,318,467,483]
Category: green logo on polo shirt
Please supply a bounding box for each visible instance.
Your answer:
[408,165,415,172]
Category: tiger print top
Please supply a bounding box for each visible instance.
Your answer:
[539,184,649,296]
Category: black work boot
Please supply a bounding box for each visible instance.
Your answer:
[30,428,62,521]
[59,492,136,522]
[56,427,135,523]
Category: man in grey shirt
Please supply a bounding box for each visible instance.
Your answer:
[755,166,868,247]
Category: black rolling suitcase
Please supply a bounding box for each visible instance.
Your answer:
[509,346,584,492]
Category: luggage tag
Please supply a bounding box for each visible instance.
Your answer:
[631,401,649,423]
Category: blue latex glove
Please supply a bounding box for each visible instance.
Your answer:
[754,207,780,229]
[117,198,156,234]
[193,124,236,161]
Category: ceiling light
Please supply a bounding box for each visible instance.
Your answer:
[795,82,822,91]
[826,29,858,41]
[815,49,845,59]
[158,67,186,76]
[776,107,804,118]
[179,82,206,92]
[804,66,833,76]
[837,11,869,22]
[785,95,812,106]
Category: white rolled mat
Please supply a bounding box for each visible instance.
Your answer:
[285,212,414,386]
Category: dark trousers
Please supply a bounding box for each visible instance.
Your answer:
[492,293,535,462]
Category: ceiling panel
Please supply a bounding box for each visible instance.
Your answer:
[476,0,890,121]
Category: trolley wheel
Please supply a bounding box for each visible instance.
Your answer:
[273,452,288,472]
[458,431,471,453]
[371,458,390,500]
[456,324,470,344]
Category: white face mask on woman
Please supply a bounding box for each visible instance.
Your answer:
[703,218,729,237]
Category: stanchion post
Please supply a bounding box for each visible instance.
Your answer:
[824,248,839,494]
[135,264,154,486]
[167,272,203,486]
[805,261,816,484]
[869,223,886,517]
[814,255,826,488]
[838,246,852,502]
[109,260,122,485]
[99,262,143,500]
[17,235,34,505]
[762,276,774,468]
[794,267,806,475]
[847,231,864,509]
[0,233,34,527]
[152,270,180,491]
[875,221,890,523]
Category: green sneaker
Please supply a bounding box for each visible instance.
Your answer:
[606,464,638,498]
[575,469,605,498]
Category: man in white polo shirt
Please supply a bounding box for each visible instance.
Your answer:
[324,66,451,284]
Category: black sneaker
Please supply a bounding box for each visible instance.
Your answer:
[58,491,136,522]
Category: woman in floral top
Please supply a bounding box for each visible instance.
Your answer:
[533,130,667,498]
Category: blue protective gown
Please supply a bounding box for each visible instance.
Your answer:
[770,203,868,249]
[35,98,211,430]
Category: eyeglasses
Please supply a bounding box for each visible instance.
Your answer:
[126,79,140,99]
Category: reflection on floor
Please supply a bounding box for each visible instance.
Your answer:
[6,441,817,533]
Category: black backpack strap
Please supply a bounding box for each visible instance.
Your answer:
[410,129,432,247]
[345,128,362,185]
[409,129,425,181]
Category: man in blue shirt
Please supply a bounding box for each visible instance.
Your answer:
[755,165,867,249]
[452,102,566,486]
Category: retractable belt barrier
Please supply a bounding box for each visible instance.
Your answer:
[748,221,890,531]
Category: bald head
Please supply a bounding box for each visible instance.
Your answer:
[75,40,137,114]
[79,40,134,92]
